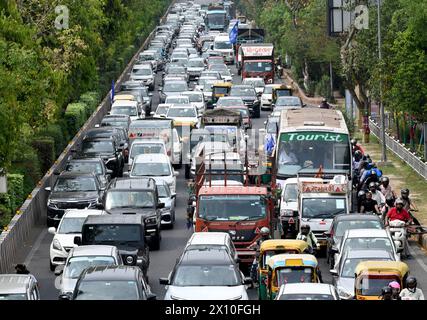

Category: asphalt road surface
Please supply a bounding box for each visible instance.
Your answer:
[12,45,427,301]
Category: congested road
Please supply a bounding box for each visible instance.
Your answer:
[11,55,427,299]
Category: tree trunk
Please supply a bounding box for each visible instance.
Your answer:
[302,59,310,94]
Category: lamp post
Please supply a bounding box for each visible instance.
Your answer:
[378,0,387,163]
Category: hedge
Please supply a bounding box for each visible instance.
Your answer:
[64,102,88,134]
[79,91,100,116]
[6,173,24,212]
[31,136,55,174]
[11,143,42,197]
[0,204,11,229]
[37,123,67,157]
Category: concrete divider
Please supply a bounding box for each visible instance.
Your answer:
[0,0,176,274]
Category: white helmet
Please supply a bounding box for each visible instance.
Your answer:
[260,227,270,235]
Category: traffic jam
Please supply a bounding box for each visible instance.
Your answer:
[1,0,426,301]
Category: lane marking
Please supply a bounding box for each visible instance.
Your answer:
[24,228,48,266]
[408,244,427,274]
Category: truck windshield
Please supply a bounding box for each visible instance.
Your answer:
[207,14,225,28]
[302,198,347,219]
[82,225,142,244]
[277,132,351,177]
[244,61,272,72]
[198,195,266,221]
[215,41,232,50]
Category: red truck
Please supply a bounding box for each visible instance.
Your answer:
[237,43,275,84]
[188,158,277,269]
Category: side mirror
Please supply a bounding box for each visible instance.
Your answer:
[122,172,130,178]
[74,236,82,246]
[106,169,113,176]
[146,293,157,300]
[48,227,56,235]
[171,193,177,199]
[330,269,338,276]
[150,111,155,116]
[159,278,169,285]
[174,171,179,176]
[157,202,165,209]
[243,277,253,285]
[54,265,64,276]
[45,187,52,192]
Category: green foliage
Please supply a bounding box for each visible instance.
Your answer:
[315,75,333,101]
[31,136,55,174]
[79,91,100,115]
[64,102,88,134]
[6,173,24,212]
[37,123,67,157]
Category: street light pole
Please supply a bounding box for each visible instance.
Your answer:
[378,0,387,163]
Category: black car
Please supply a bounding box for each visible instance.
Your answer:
[100,114,131,133]
[229,85,261,118]
[324,213,385,268]
[59,265,156,300]
[64,157,112,189]
[76,215,150,278]
[45,172,104,227]
[83,127,129,163]
[103,178,163,250]
[79,137,124,178]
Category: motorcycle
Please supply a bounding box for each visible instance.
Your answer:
[388,219,407,258]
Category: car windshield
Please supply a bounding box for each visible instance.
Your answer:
[183,93,203,102]
[164,82,188,91]
[283,183,297,202]
[54,177,97,192]
[341,258,390,278]
[279,293,334,300]
[264,86,274,94]
[244,79,265,87]
[132,68,152,75]
[58,217,87,234]
[82,140,115,153]
[165,97,190,104]
[64,256,116,279]
[139,54,155,61]
[105,191,155,210]
[198,195,266,221]
[66,162,103,175]
[276,97,301,106]
[342,237,394,253]
[302,198,347,219]
[157,185,169,198]
[74,280,139,300]
[217,99,244,107]
[276,267,314,286]
[188,60,205,67]
[335,220,383,237]
[155,105,169,115]
[213,87,229,95]
[82,225,142,243]
[172,265,240,286]
[244,61,272,72]
[210,64,228,72]
[167,107,196,117]
[111,106,138,116]
[230,87,255,96]
[101,119,128,128]
[0,294,27,300]
[167,66,186,74]
[360,276,401,296]
[130,143,165,158]
[131,162,171,176]
[214,41,232,50]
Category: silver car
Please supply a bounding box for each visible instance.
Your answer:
[0,274,40,300]
[157,180,176,228]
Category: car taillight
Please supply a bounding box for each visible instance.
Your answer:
[129,133,136,138]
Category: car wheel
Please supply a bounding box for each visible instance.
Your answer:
[50,261,55,272]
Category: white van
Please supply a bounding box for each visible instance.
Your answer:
[213,34,234,64]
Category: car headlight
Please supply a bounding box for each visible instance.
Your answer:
[53,239,62,251]
[145,216,157,225]
[88,199,100,208]
[337,286,353,299]
[47,199,57,209]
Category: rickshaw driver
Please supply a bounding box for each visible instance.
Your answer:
[249,227,271,285]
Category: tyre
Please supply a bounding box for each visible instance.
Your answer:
[50,261,55,272]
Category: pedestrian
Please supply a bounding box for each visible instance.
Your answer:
[15,264,30,274]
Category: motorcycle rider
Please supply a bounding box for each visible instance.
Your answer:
[357,190,366,212]
[351,138,363,155]
[381,286,393,300]
[359,163,382,190]
[389,281,401,300]
[296,224,319,255]
[360,191,380,214]
[369,182,385,207]
[381,195,395,222]
[385,198,412,226]
[380,176,396,200]
[400,188,417,211]
[399,276,425,300]
[249,227,271,285]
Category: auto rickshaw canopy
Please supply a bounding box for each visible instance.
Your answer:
[267,253,318,270]
[354,261,409,278]
[260,239,309,255]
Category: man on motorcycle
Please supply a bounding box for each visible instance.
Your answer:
[380,176,396,199]
[360,191,380,214]
[249,227,271,286]
[296,224,319,254]
[351,139,364,155]
[385,198,412,226]
[369,182,385,207]
[389,281,401,300]
[399,276,425,300]
[357,190,366,212]
[400,188,417,211]
[381,195,395,221]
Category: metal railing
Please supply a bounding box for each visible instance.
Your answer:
[369,116,427,180]
[0,1,176,273]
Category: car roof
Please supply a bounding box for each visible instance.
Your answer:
[133,153,170,163]
[345,229,389,238]
[178,248,234,265]
[84,214,144,225]
[131,139,165,145]
[112,100,138,107]
[58,171,96,178]
[334,213,382,222]
[188,232,229,245]
[0,275,35,294]
[62,209,105,219]
[79,265,140,281]
[70,245,117,257]
[108,177,156,190]
[280,283,335,295]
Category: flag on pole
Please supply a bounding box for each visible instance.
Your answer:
[110,80,115,103]
[229,21,238,44]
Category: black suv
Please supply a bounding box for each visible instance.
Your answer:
[76,215,150,278]
[45,172,104,227]
[229,85,261,118]
[79,137,124,178]
[103,178,163,250]
[83,127,129,163]
[64,157,112,189]
[59,265,156,300]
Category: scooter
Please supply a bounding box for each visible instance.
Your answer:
[388,219,407,258]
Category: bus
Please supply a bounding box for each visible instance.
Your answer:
[273,108,352,188]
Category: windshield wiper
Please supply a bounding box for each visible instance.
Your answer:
[306,213,333,221]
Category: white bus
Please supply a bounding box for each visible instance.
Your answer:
[273,108,352,187]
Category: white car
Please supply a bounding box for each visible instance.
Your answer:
[55,245,121,295]
[128,139,167,167]
[152,103,171,118]
[160,248,251,300]
[213,34,234,64]
[242,77,265,95]
[165,95,190,106]
[166,105,200,129]
[334,229,399,270]
[195,76,217,91]
[130,64,155,90]
[261,84,277,110]
[276,283,339,300]
[184,232,238,262]
[129,153,178,193]
[110,100,141,122]
[181,91,206,113]
[48,209,106,271]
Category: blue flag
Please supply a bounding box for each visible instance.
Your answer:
[110,80,115,103]
[265,134,275,155]
[229,21,238,44]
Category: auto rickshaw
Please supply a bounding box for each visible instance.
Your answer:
[257,240,309,300]
[208,82,232,109]
[354,261,409,300]
[272,84,293,104]
[265,254,320,300]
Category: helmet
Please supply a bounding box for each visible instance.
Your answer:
[354,150,362,161]
[322,98,327,103]
[406,276,417,288]
[382,286,392,295]
[260,227,270,236]
[381,176,389,184]
[351,138,357,146]
[395,198,404,205]
[369,182,376,189]
[401,188,409,195]
[386,196,395,207]
[389,281,400,289]
[357,190,366,198]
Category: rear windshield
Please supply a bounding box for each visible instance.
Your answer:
[82,224,142,244]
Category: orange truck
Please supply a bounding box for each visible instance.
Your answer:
[187,159,277,268]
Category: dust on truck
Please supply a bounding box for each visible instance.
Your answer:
[238,43,274,84]
[188,161,276,268]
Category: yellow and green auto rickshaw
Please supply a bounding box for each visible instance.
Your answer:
[257,240,309,300]
[266,254,320,300]
[272,84,293,104]
[354,261,409,300]
[209,82,233,109]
